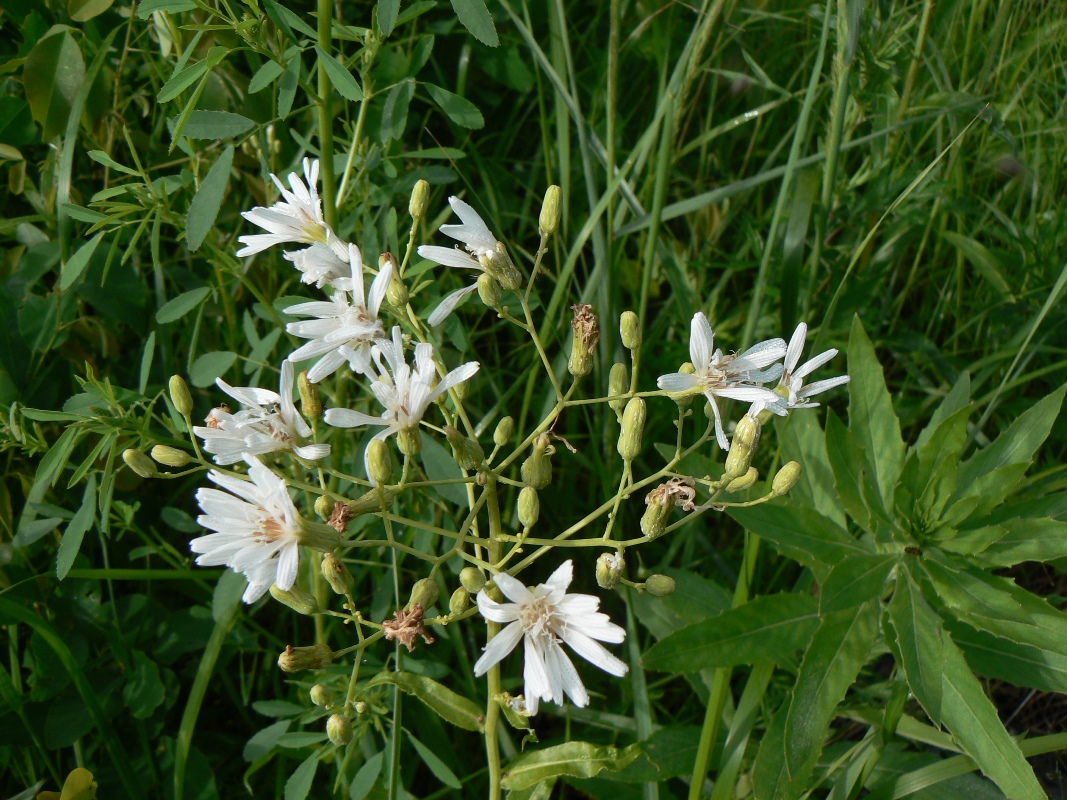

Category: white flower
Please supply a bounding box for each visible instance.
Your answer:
[285,244,392,382]
[284,242,351,289]
[192,455,339,603]
[417,196,521,325]
[323,326,479,447]
[236,158,347,259]
[472,560,628,715]
[777,322,850,409]
[193,361,331,465]
[657,312,787,450]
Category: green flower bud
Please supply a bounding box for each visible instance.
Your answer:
[397,427,421,457]
[314,494,333,520]
[724,414,761,480]
[407,578,440,611]
[380,253,408,307]
[409,179,430,221]
[366,438,393,485]
[346,486,398,516]
[481,242,522,291]
[595,551,625,590]
[772,461,802,496]
[444,425,485,471]
[518,486,540,528]
[538,184,561,238]
[617,397,647,461]
[327,713,353,746]
[673,362,697,408]
[122,448,157,478]
[459,567,486,594]
[608,363,629,417]
[310,684,333,707]
[278,643,332,673]
[151,445,191,467]
[568,304,598,378]
[298,370,322,420]
[322,552,355,595]
[477,272,502,309]
[296,518,342,552]
[724,466,758,493]
[449,587,470,615]
[620,311,641,351]
[641,488,674,539]
[493,416,514,447]
[521,434,554,489]
[169,375,193,417]
[644,574,676,597]
[270,583,320,615]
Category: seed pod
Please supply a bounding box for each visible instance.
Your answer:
[407,578,440,611]
[346,486,397,516]
[521,433,553,489]
[366,438,393,484]
[270,583,319,615]
[772,461,802,496]
[617,397,647,461]
[314,494,333,520]
[310,684,333,707]
[409,179,430,221]
[445,425,484,471]
[641,493,673,539]
[481,242,522,291]
[460,567,486,593]
[397,427,421,457]
[724,466,758,493]
[644,574,676,597]
[620,311,641,351]
[595,552,625,590]
[493,416,514,447]
[151,445,191,467]
[539,184,561,238]
[322,552,355,595]
[327,713,353,746]
[122,449,157,478]
[278,643,332,673]
[608,363,629,417]
[477,272,502,309]
[449,587,470,615]
[518,486,540,528]
[169,375,193,417]
[724,414,761,479]
[568,304,598,378]
[298,370,321,420]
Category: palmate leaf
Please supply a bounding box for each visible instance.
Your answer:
[729,504,868,578]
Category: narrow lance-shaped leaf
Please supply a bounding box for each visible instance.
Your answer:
[450,0,499,47]
[368,671,484,731]
[425,83,485,129]
[500,742,642,791]
[186,145,234,251]
[819,553,896,614]
[823,409,871,531]
[886,564,944,724]
[314,45,364,101]
[56,474,97,580]
[729,504,868,578]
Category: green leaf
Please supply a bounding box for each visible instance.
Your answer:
[24,30,86,141]
[819,553,896,614]
[157,59,208,103]
[278,53,300,119]
[378,0,400,36]
[243,719,290,762]
[61,203,107,223]
[886,565,944,724]
[419,431,467,505]
[449,0,499,47]
[949,620,1067,696]
[139,330,155,395]
[643,593,820,672]
[284,750,320,800]
[407,731,461,789]
[896,406,969,526]
[248,59,285,93]
[69,0,115,22]
[190,351,237,387]
[136,0,195,16]
[56,474,96,579]
[942,231,1014,300]
[501,742,642,791]
[60,231,104,290]
[847,315,905,510]
[315,46,364,101]
[779,411,845,526]
[380,79,414,142]
[156,286,211,323]
[181,110,254,139]
[349,752,383,800]
[916,372,971,453]
[369,671,484,731]
[123,650,165,718]
[940,462,1031,529]
[728,504,867,577]
[964,518,1067,567]
[186,145,233,251]
[783,601,879,794]
[824,410,871,530]
[752,706,790,800]
[425,83,484,129]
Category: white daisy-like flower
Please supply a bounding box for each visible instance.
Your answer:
[472,560,628,715]
[193,361,331,465]
[417,196,521,326]
[236,158,347,259]
[323,326,479,448]
[192,455,340,603]
[776,322,850,409]
[657,312,787,450]
[284,242,351,289]
[285,244,392,382]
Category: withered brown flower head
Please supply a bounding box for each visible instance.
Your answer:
[327,501,356,534]
[646,477,697,512]
[382,603,435,652]
[570,303,599,354]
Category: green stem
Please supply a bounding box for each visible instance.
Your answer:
[316,0,336,228]
[484,479,504,800]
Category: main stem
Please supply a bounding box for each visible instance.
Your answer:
[484,479,504,800]
[316,0,336,228]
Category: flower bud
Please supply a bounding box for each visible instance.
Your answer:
[518,486,540,528]
[521,433,554,489]
[407,578,439,611]
[327,713,353,746]
[724,466,758,493]
[449,587,470,615]
[310,684,333,707]
[477,272,502,309]
[595,551,625,590]
[169,375,193,417]
[482,242,522,291]
[673,362,697,408]
[270,583,319,615]
[724,414,760,479]
[397,427,421,457]
[322,552,355,595]
[409,179,430,221]
[460,567,486,593]
[298,370,322,420]
[568,304,598,378]
[493,416,514,447]
[772,461,802,496]
[151,445,191,467]
[642,494,672,540]
[314,494,333,520]
[538,184,561,238]
[296,518,342,552]
[366,438,393,485]
[122,448,157,478]
[380,253,408,307]
[617,397,646,461]
[346,486,397,516]
[620,311,641,351]
[608,363,629,417]
[278,643,332,673]
[644,574,676,597]
[444,425,484,471]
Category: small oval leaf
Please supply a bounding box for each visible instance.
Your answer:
[156,286,211,324]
